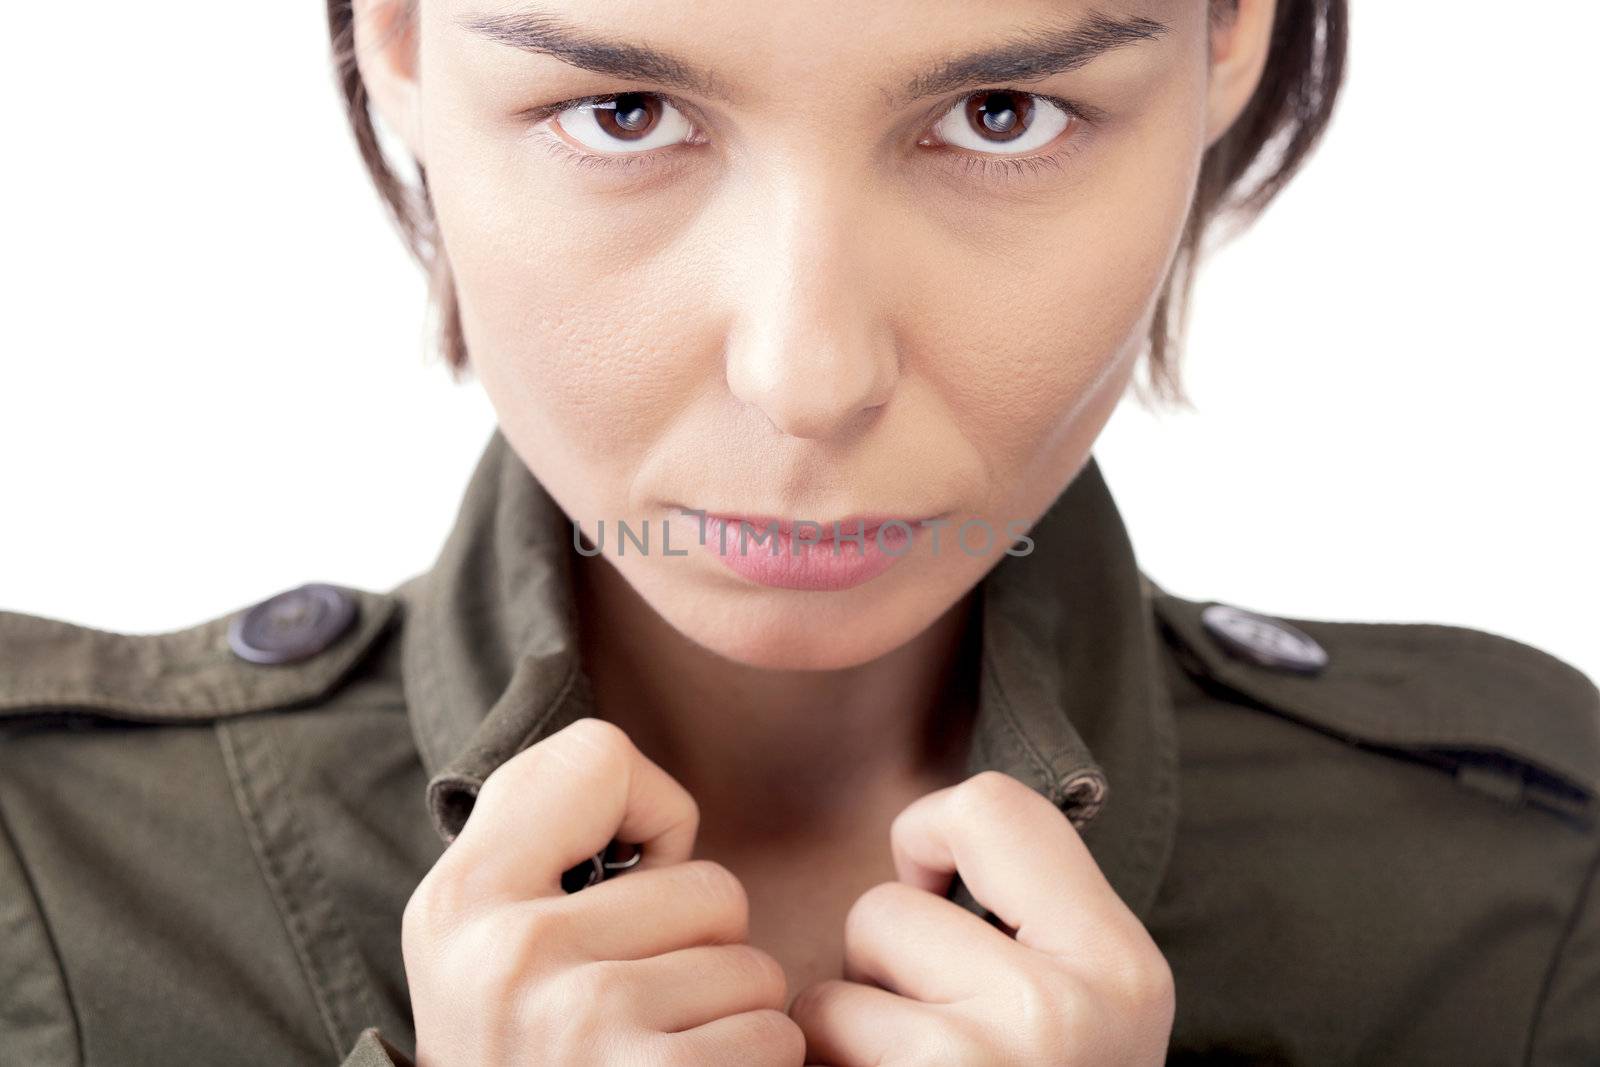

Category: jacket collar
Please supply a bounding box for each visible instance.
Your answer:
[399,429,1178,918]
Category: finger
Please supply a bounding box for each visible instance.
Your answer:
[839,880,1023,1003]
[889,770,1131,960]
[538,859,754,961]
[788,979,948,1067]
[653,1007,806,1067]
[603,942,788,1032]
[446,716,699,905]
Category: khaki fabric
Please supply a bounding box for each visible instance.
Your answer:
[1,427,1596,1065]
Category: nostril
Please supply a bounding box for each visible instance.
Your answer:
[759,400,877,441]
[725,329,898,439]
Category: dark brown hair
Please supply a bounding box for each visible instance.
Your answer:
[327,1,1346,409]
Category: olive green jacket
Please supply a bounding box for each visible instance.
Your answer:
[3,429,1598,1065]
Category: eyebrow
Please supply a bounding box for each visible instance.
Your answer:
[456,8,1168,109]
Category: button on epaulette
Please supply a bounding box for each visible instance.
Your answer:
[228,583,358,665]
[1200,603,1329,675]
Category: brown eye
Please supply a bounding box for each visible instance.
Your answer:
[967,91,1033,143]
[929,90,1074,156]
[551,92,697,154]
[596,93,662,141]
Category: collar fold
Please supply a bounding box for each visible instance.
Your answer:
[401,429,1177,918]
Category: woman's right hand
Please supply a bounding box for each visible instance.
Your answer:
[401,716,805,1066]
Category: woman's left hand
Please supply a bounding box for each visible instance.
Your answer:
[787,770,1174,1067]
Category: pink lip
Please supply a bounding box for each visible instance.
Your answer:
[693,511,937,592]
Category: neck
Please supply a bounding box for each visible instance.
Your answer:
[573,553,981,851]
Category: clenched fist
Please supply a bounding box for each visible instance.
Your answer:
[400,717,806,1066]
[788,770,1175,1066]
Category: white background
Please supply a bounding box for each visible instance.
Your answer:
[2,5,1596,682]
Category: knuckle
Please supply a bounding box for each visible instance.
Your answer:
[399,892,435,962]
[1112,943,1176,1015]
[843,879,907,939]
[640,1034,696,1067]
[955,770,1028,819]
[652,1007,801,1067]
[411,912,540,1018]
[726,944,787,1003]
[475,754,541,814]
[479,718,632,811]
[433,902,571,1014]
[486,908,569,992]
[680,859,748,920]
[745,1007,807,1059]
[907,1021,989,1067]
[522,973,590,1038]
[560,715,636,763]
[475,928,536,1006]
[401,871,441,936]
[473,752,525,809]
[1008,968,1080,1059]
[470,767,517,820]
[513,898,573,951]
[786,978,844,1024]
[402,863,471,947]
[563,957,630,1016]
[680,789,702,833]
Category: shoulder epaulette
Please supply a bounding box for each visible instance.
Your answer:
[0,583,398,725]
[1148,580,1600,818]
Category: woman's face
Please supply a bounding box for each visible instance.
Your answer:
[396,0,1245,670]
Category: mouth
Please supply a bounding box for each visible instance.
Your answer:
[677,508,948,592]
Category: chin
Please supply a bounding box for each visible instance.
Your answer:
[686,613,924,672]
[666,571,969,674]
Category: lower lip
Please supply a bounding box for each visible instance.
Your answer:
[698,515,921,591]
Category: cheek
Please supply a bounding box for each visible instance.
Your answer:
[916,114,1205,483]
[421,114,707,482]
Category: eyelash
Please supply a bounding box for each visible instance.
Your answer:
[524,89,1092,184]
[532,130,675,176]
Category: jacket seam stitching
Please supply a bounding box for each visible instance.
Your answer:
[0,788,84,1066]
[216,719,350,1059]
[1521,830,1600,1063]
[257,716,389,1036]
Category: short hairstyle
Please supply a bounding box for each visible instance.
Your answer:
[327,0,1347,409]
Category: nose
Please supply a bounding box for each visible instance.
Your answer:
[723,176,900,440]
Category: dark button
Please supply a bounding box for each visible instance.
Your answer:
[1200,602,1329,675]
[228,583,358,666]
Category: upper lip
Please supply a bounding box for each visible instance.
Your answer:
[701,511,938,537]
